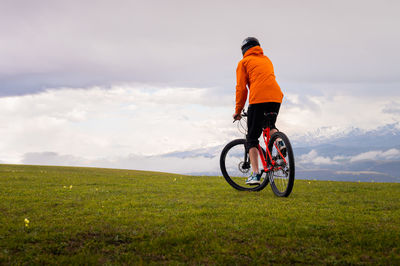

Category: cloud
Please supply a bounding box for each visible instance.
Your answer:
[22,151,220,175]
[383,102,400,115]
[22,152,89,166]
[1,1,399,177]
[0,85,239,164]
[298,148,400,169]
[280,92,400,139]
[350,149,400,162]
[1,0,400,96]
[1,84,399,169]
[335,170,390,177]
[298,150,339,166]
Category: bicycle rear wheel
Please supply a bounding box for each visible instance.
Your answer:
[267,132,295,197]
[220,139,269,191]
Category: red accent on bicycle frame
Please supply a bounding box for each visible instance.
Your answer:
[274,142,288,164]
[257,127,273,172]
[256,127,286,172]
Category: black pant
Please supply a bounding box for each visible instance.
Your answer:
[246,102,281,149]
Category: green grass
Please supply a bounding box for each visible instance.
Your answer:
[0,164,399,265]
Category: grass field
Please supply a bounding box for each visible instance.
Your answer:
[0,164,399,265]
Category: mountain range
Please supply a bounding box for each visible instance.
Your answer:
[164,123,400,182]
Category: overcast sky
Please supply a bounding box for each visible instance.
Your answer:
[1,0,399,172]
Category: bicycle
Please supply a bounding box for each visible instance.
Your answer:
[219,109,295,197]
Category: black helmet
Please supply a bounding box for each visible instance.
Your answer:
[241,37,260,55]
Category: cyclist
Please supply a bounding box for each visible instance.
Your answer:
[233,37,284,185]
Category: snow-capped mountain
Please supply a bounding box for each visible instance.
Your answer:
[292,122,400,147]
[161,123,400,182]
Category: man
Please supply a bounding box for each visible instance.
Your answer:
[233,37,284,185]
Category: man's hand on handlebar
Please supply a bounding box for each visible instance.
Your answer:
[232,112,242,122]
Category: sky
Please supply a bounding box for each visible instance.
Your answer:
[1,0,399,173]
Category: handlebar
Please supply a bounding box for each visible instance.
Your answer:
[233,110,248,123]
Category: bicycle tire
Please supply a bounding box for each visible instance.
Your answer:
[220,138,269,191]
[267,132,295,197]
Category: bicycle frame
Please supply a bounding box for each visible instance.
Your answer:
[256,127,287,173]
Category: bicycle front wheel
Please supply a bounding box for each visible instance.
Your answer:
[220,138,269,191]
[267,132,295,197]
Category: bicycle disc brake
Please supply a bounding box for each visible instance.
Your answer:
[238,161,250,174]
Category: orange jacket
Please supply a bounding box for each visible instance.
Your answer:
[235,46,283,114]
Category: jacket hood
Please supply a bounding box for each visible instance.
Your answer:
[243,46,264,57]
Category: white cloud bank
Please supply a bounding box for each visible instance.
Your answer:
[0,85,237,165]
[1,85,399,174]
[350,149,400,162]
[298,150,338,165]
[299,148,400,167]
[21,151,221,175]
